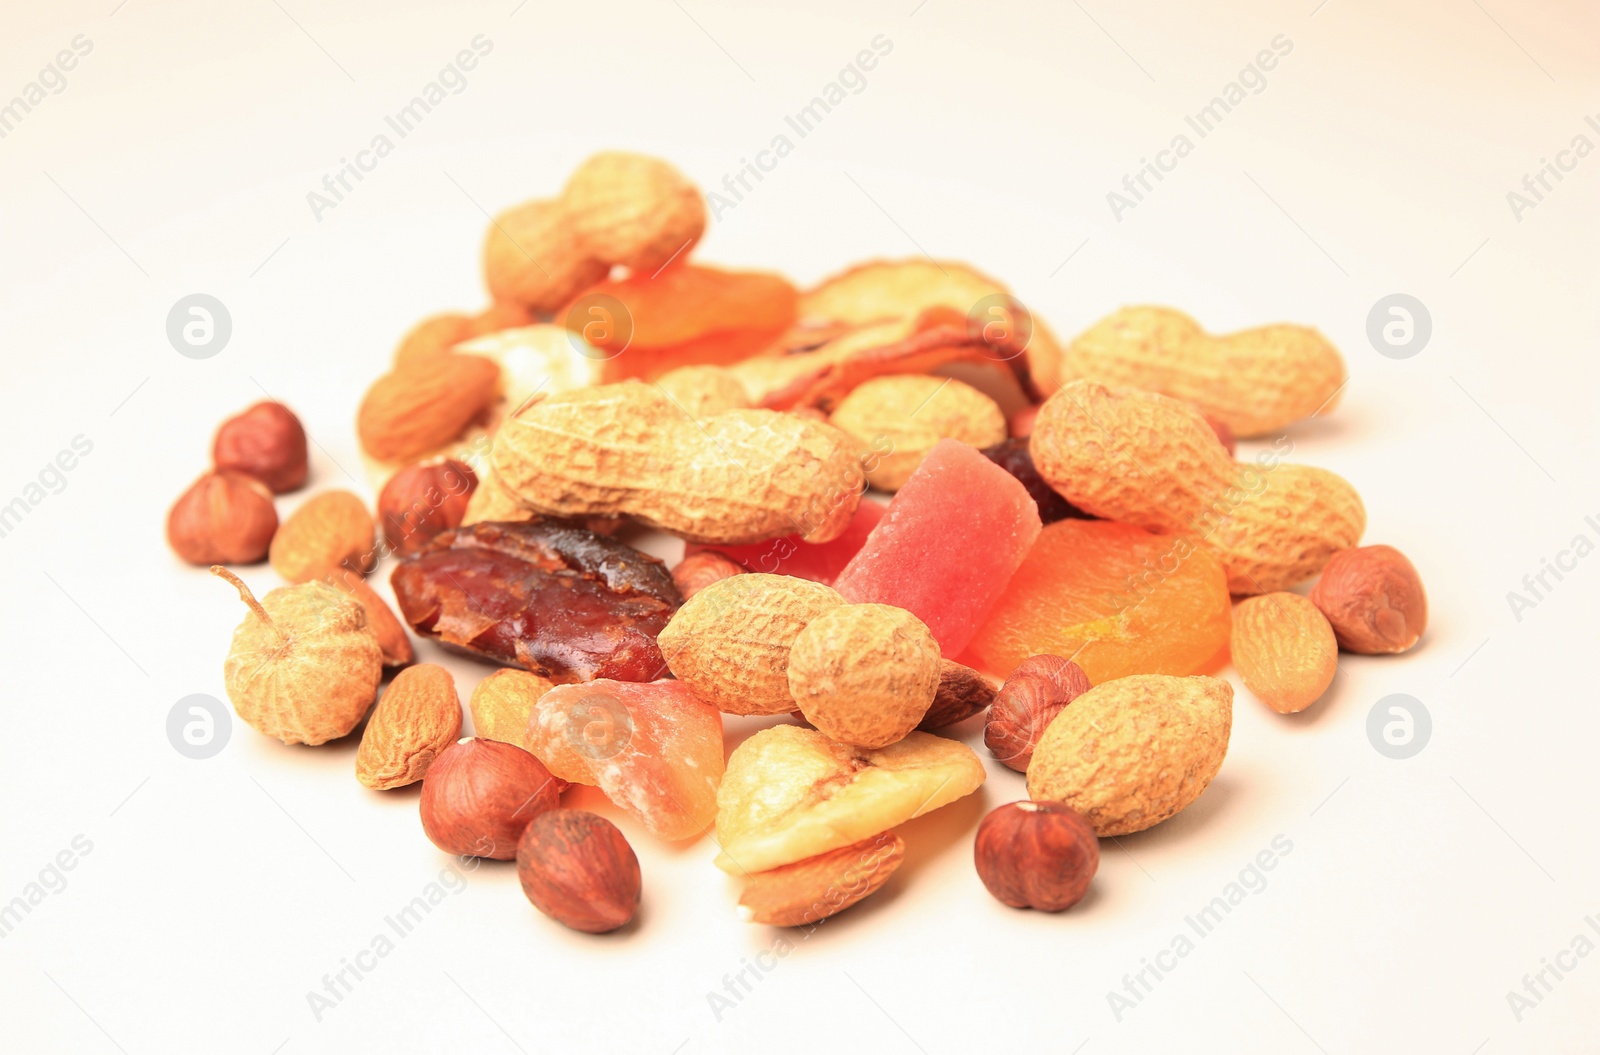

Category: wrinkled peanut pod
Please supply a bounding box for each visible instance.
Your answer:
[491,380,863,545]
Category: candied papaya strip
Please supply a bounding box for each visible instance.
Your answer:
[566,263,797,351]
[390,520,681,683]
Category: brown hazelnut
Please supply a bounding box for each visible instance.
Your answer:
[378,459,478,558]
[669,550,745,600]
[167,470,278,565]
[984,655,1091,772]
[1309,544,1427,654]
[974,800,1098,912]
[516,809,640,933]
[918,660,997,730]
[212,401,308,493]
[419,737,560,859]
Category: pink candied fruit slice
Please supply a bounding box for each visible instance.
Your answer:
[688,498,885,585]
[833,439,1042,656]
[528,679,724,842]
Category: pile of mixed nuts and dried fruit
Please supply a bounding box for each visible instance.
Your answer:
[166,151,1427,933]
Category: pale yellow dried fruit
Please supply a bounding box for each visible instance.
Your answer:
[355,663,462,789]
[468,668,555,751]
[829,374,1006,490]
[1026,674,1232,836]
[490,380,863,545]
[213,567,383,746]
[788,603,941,748]
[659,574,844,715]
[715,725,985,874]
[1063,306,1347,437]
[1231,592,1338,714]
[1031,380,1365,593]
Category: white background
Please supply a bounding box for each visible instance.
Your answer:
[3,1,1598,1052]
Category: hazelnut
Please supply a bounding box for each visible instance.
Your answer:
[1309,544,1427,654]
[974,800,1098,912]
[669,550,745,600]
[167,470,278,565]
[378,459,478,558]
[984,655,1091,772]
[918,660,997,730]
[420,737,560,859]
[212,401,308,493]
[516,809,640,933]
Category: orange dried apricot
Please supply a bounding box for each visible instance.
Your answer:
[963,520,1230,684]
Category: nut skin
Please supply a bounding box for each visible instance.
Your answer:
[1310,545,1427,655]
[355,664,462,790]
[985,656,1092,772]
[918,660,997,730]
[378,459,479,558]
[738,832,904,927]
[270,490,376,583]
[212,402,309,493]
[669,550,745,601]
[788,603,942,749]
[516,809,640,934]
[1027,674,1232,837]
[974,801,1098,912]
[420,738,561,860]
[1231,592,1337,713]
[357,352,501,464]
[167,471,278,565]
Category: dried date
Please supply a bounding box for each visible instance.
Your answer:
[984,437,1090,525]
[390,520,682,683]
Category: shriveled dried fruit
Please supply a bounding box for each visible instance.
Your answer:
[212,402,308,493]
[270,490,376,583]
[829,374,1006,490]
[981,437,1088,525]
[378,459,478,557]
[788,603,941,749]
[659,574,844,716]
[490,379,863,545]
[213,567,382,746]
[1310,545,1427,654]
[668,550,744,601]
[715,725,985,874]
[738,832,904,927]
[355,664,462,789]
[1027,674,1232,836]
[918,660,996,730]
[167,471,277,566]
[974,801,1098,912]
[420,737,560,859]
[529,679,723,841]
[984,655,1091,772]
[469,669,555,753]
[517,809,641,933]
[391,520,681,683]
[1232,592,1338,713]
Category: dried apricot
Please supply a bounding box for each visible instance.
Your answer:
[565,263,797,379]
[964,520,1230,684]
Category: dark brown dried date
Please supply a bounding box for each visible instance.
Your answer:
[390,520,681,683]
[984,437,1091,525]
